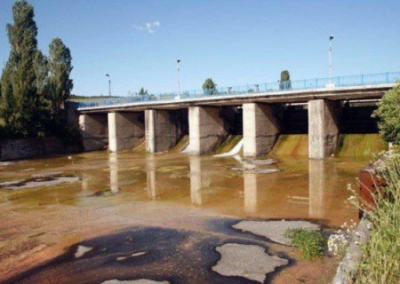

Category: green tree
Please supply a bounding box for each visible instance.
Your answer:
[0,63,16,128]
[138,87,148,95]
[2,0,39,136]
[373,83,400,145]
[202,78,216,95]
[279,70,291,90]
[47,38,73,117]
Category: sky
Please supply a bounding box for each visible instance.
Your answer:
[0,0,400,97]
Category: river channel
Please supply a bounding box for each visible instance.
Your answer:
[0,145,373,283]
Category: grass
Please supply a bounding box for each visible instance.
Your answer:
[350,152,400,283]
[285,228,326,260]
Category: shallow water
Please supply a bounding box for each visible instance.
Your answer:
[0,150,369,283]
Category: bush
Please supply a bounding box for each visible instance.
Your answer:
[348,152,400,283]
[373,83,400,145]
[285,228,326,260]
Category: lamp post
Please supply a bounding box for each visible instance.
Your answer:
[329,35,334,85]
[176,59,181,97]
[106,74,111,97]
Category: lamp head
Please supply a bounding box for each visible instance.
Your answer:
[329,35,334,41]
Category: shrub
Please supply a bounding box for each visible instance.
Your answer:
[285,228,326,260]
[348,152,400,283]
[373,83,400,145]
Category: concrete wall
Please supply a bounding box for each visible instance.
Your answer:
[308,99,340,159]
[145,109,187,153]
[189,106,228,155]
[79,113,108,151]
[0,137,81,161]
[108,112,145,152]
[243,103,281,157]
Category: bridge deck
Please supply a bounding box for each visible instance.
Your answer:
[78,84,394,113]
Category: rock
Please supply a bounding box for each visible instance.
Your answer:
[233,220,320,245]
[212,243,288,283]
[116,251,147,261]
[74,245,93,258]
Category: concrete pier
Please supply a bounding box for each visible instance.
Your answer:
[145,109,187,153]
[79,113,108,151]
[189,106,228,155]
[108,112,145,152]
[308,99,340,159]
[243,103,280,157]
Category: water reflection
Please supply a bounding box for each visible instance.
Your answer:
[109,153,119,193]
[146,154,157,199]
[189,155,203,205]
[308,159,339,219]
[243,173,257,213]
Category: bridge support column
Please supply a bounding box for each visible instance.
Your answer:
[308,99,340,159]
[189,106,228,155]
[79,113,108,151]
[243,103,280,157]
[145,109,186,153]
[108,112,145,152]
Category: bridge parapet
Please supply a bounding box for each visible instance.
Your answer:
[77,71,399,110]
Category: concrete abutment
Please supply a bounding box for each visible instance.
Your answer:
[145,109,188,153]
[108,112,145,152]
[79,113,108,151]
[308,99,340,159]
[243,103,281,157]
[189,106,229,155]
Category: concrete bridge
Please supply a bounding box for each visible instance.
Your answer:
[75,72,399,159]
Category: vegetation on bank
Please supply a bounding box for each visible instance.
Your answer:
[349,153,400,284]
[0,0,76,140]
[348,83,400,283]
[285,228,326,260]
[373,83,400,145]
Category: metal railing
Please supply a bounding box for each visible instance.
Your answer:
[77,71,400,109]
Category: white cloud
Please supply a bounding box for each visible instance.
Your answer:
[133,21,161,34]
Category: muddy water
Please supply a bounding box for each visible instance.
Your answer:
[0,149,370,283]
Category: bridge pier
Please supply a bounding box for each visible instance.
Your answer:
[189,106,228,155]
[108,112,145,152]
[243,103,281,157]
[145,109,187,153]
[79,113,108,151]
[308,99,340,159]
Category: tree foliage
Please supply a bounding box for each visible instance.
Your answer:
[138,87,148,95]
[373,83,400,145]
[202,78,216,95]
[279,70,291,90]
[47,38,73,117]
[0,0,74,139]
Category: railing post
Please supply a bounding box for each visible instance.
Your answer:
[304,79,306,89]
[386,72,389,83]
[361,74,364,85]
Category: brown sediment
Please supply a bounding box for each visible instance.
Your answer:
[270,135,309,157]
[336,134,388,157]
[0,150,371,283]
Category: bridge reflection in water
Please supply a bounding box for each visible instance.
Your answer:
[101,152,362,226]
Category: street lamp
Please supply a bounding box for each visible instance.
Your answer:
[329,35,334,86]
[106,74,111,97]
[176,59,181,97]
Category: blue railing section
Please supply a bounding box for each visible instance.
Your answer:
[77,71,400,108]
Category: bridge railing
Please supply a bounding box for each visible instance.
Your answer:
[77,71,400,109]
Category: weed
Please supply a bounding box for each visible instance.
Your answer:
[285,228,326,260]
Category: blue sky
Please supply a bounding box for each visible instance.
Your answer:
[1,0,400,96]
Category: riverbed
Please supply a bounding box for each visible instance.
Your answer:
[0,150,368,283]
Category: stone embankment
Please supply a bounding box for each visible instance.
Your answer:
[0,137,81,161]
